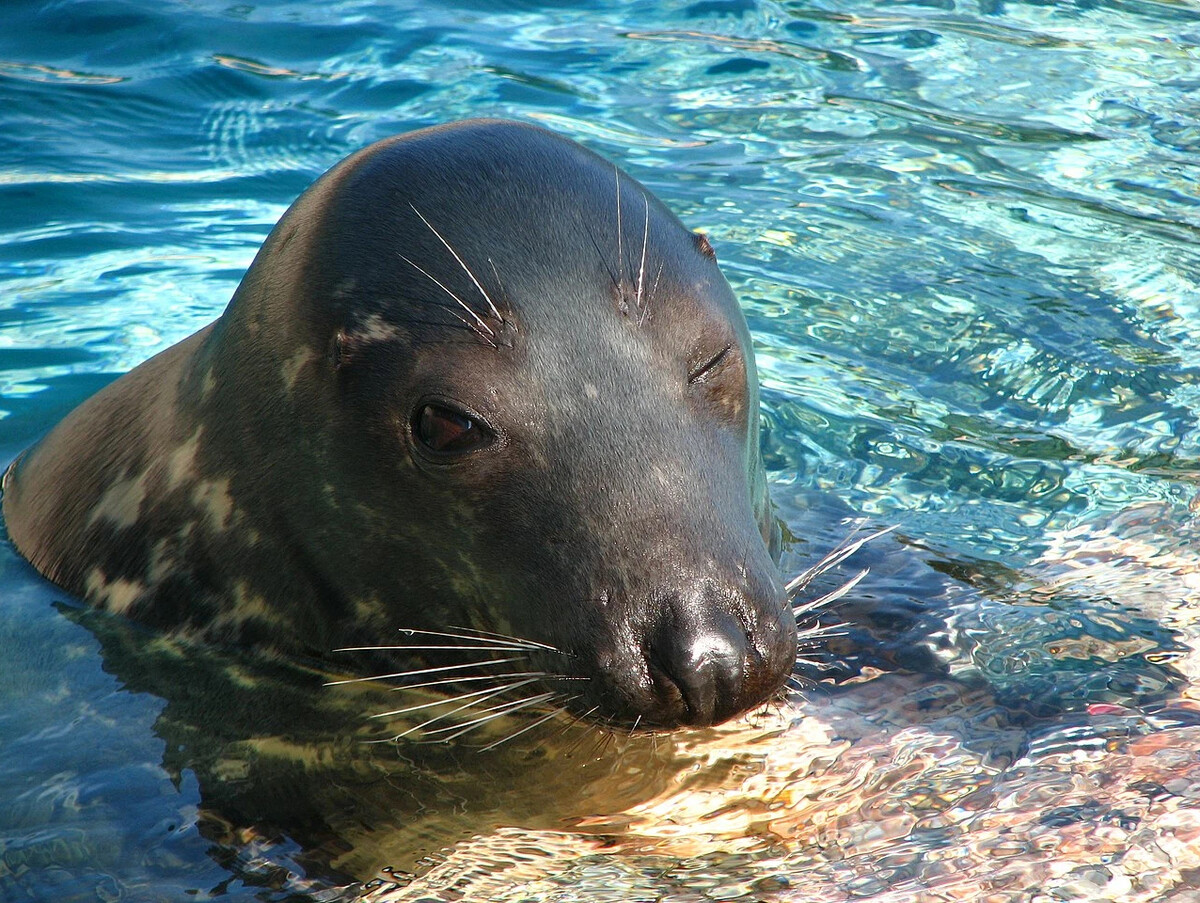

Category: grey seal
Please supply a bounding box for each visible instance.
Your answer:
[3,119,796,729]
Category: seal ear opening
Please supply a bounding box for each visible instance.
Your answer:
[330,330,351,372]
[693,232,717,261]
[329,327,379,373]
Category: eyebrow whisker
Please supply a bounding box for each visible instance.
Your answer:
[636,191,650,324]
[615,165,624,286]
[400,252,497,345]
[410,203,504,322]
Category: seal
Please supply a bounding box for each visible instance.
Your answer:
[2,119,796,730]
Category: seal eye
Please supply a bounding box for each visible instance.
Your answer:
[413,404,491,456]
[688,343,733,385]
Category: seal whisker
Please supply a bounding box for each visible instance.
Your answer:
[388,673,585,694]
[391,680,547,739]
[794,567,869,619]
[403,314,495,339]
[553,704,600,742]
[324,656,527,686]
[559,709,605,756]
[614,164,624,285]
[794,655,830,668]
[794,589,862,623]
[636,192,650,324]
[370,678,539,719]
[399,252,498,344]
[431,309,497,342]
[797,622,849,639]
[650,260,665,311]
[409,203,504,323]
[333,642,526,655]
[440,690,560,728]
[402,625,564,653]
[419,691,559,742]
[596,728,617,758]
[787,673,819,692]
[384,671,554,692]
[797,631,847,649]
[487,257,507,306]
[478,705,570,752]
[349,643,539,654]
[372,677,542,721]
[584,225,621,291]
[786,523,897,597]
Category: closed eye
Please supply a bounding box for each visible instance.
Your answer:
[688,343,733,385]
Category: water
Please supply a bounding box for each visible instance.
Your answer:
[3,0,1200,899]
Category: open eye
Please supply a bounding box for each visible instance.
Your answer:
[412,403,492,456]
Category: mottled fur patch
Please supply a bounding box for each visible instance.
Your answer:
[88,470,151,529]
[85,567,146,616]
[191,478,237,531]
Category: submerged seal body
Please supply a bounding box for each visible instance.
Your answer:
[2,119,795,729]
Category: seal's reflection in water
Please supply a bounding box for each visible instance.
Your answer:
[65,491,1191,897]
[54,495,880,887]
[66,600,696,885]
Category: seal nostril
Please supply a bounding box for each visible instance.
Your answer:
[650,610,748,727]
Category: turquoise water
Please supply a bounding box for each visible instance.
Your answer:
[4,0,1200,900]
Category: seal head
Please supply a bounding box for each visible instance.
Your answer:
[3,119,795,729]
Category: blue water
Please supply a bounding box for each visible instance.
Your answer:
[4,0,1200,900]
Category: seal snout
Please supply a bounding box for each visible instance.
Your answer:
[649,608,748,727]
[637,580,795,729]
